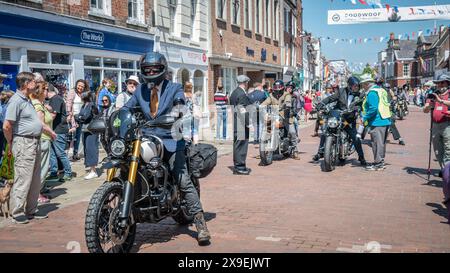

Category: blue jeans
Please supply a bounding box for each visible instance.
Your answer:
[50,134,72,177]
[73,126,82,155]
[216,108,227,140]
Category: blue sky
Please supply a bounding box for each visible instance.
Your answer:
[303,0,450,71]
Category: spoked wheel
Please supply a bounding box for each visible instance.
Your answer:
[85,181,136,253]
[323,136,337,172]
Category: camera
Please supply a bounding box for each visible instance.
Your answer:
[426,87,441,100]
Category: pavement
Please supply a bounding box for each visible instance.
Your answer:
[0,107,449,253]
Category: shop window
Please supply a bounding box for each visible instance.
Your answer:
[221,67,237,95]
[85,69,101,93]
[28,50,48,64]
[104,70,119,94]
[84,56,101,67]
[121,60,135,69]
[104,58,118,68]
[0,48,11,61]
[193,70,205,109]
[52,53,70,65]
[178,68,190,87]
[31,68,70,96]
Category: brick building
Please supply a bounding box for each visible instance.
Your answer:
[0,0,157,94]
[208,0,302,102]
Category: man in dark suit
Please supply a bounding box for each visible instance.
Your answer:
[229,75,252,175]
[124,52,210,245]
[313,76,367,166]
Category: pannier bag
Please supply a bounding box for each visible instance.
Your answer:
[188,143,218,178]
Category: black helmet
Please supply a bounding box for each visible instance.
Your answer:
[139,52,168,86]
[375,76,384,85]
[273,80,285,99]
[384,83,391,89]
[285,81,296,89]
[347,76,360,89]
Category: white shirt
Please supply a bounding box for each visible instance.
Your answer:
[347,94,354,108]
[73,93,83,115]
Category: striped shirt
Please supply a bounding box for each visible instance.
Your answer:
[214,91,228,110]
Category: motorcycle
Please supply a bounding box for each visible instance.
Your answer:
[320,101,360,172]
[395,97,408,120]
[84,108,200,253]
[259,106,298,166]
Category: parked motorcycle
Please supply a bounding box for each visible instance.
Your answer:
[84,108,205,253]
[259,106,298,166]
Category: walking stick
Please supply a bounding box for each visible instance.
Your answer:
[427,108,434,182]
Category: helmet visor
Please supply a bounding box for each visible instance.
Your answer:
[142,65,165,77]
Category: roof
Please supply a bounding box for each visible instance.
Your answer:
[395,40,417,60]
[418,34,439,45]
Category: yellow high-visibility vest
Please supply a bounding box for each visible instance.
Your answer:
[362,87,392,122]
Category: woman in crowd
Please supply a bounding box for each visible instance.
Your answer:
[183,82,201,143]
[303,90,313,123]
[30,82,57,203]
[96,79,115,111]
[77,92,100,180]
[100,95,114,119]
[66,79,89,161]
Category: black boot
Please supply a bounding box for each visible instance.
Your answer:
[194,212,211,245]
[313,153,323,162]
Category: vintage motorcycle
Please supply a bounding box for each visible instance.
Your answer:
[259,106,298,166]
[320,101,361,172]
[84,108,203,253]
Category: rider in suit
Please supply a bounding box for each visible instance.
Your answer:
[124,52,210,245]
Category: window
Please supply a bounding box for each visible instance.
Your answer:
[256,0,262,33]
[265,0,270,37]
[191,0,197,35]
[28,50,48,63]
[217,0,226,20]
[221,68,237,95]
[121,60,135,69]
[273,0,279,40]
[128,0,137,19]
[244,0,251,30]
[51,53,70,65]
[169,0,177,34]
[403,64,410,77]
[284,8,288,32]
[84,55,101,67]
[231,0,240,25]
[91,0,103,10]
[103,58,118,68]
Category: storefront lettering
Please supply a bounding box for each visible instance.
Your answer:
[81,30,104,44]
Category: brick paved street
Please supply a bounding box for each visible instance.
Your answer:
[0,107,449,253]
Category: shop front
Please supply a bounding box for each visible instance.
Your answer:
[0,6,154,95]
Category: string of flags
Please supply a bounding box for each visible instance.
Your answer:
[330,0,401,10]
[317,26,448,45]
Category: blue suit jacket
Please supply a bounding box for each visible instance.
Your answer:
[124,80,185,152]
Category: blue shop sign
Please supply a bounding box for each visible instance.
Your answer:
[0,12,153,54]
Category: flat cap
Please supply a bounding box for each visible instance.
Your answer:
[237,75,250,83]
[433,74,450,83]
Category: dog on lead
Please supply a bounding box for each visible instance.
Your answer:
[0,180,14,218]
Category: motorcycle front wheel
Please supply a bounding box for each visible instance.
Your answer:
[85,181,136,253]
[323,136,337,172]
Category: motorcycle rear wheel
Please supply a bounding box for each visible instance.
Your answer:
[85,181,136,253]
[323,136,337,172]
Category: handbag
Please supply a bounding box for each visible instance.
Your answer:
[0,144,14,180]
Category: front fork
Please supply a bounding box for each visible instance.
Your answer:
[118,139,141,226]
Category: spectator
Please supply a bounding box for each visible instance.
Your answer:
[96,79,115,111]
[30,82,57,203]
[183,82,200,143]
[100,95,114,119]
[33,72,45,83]
[361,74,392,171]
[303,90,313,123]
[116,75,139,109]
[66,79,89,161]
[0,73,7,92]
[214,85,228,141]
[3,72,45,224]
[47,84,72,182]
[248,82,267,144]
[77,92,100,180]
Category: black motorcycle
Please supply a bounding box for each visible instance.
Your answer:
[84,108,209,253]
[395,97,408,120]
[259,106,298,165]
[320,102,360,172]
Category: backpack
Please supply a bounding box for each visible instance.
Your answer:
[187,143,218,178]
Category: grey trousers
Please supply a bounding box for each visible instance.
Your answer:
[10,136,41,218]
[432,121,450,169]
[40,139,51,191]
[369,126,388,164]
[165,149,203,216]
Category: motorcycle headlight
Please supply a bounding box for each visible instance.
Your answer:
[110,139,126,157]
[327,117,339,128]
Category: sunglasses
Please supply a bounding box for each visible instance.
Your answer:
[102,100,109,102]
[127,82,138,86]
[143,65,164,74]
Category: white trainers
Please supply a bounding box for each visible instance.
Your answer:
[84,171,98,180]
